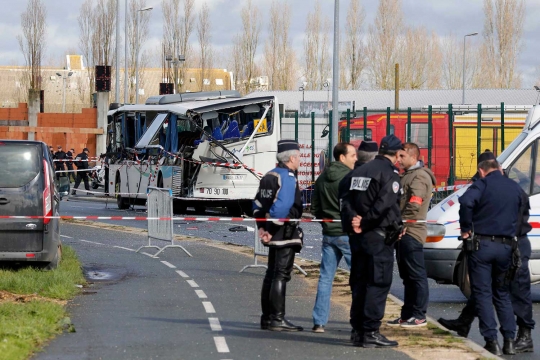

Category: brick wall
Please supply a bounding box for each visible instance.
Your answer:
[0,103,98,156]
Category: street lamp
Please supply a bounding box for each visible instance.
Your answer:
[462,32,478,104]
[323,79,331,115]
[56,71,73,113]
[135,6,153,104]
[298,81,307,116]
[166,53,186,94]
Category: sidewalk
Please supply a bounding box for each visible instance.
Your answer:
[35,221,493,360]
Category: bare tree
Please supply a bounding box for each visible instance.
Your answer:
[263,0,295,90]
[344,0,365,90]
[398,27,442,89]
[481,0,525,88]
[17,0,47,90]
[162,0,195,93]
[78,0,116,106]
[303,1,331,90]
[197,2,214,91]
[230,34,243,91]
[126,0,151,103]
[365,0,404,89]
[440,34,478,89]
[236,0,262,94]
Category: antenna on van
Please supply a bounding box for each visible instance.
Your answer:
[535,86,540,105]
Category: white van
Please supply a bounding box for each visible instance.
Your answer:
[425,103,540,295]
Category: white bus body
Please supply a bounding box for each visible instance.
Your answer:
[106,92,280,215]
[425,104,540,293]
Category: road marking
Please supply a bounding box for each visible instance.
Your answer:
[79,239,104,246]
[202,301,216,313]
[60,235,73,239]
[161,261,176,269]
[213,337,230,353]
[187,280,199,288]
[141,252,154,257]
[175,270,189,278]
[208,317,222,331]
[113,246,136,252]
[195,290,207,299]
[246,226,255,232]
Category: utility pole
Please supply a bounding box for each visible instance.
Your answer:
[331,0,340,155]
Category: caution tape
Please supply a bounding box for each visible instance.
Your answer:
[433,184,467,192]
[0,215,440,223]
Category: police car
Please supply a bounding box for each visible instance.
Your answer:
[425,103,540,296]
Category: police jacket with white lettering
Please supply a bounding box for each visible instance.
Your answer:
[341,155,402,234]
[459,170,522,237]
[253,163,303,251]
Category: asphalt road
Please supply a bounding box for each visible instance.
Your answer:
[34,222,409,360]
[58,195,540,358]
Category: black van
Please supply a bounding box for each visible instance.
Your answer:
[0,141,62,269]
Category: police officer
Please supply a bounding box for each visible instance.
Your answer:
[342,134,402,348]
[54,146,67,180]
[71,148,91,195]
[66,148,76,182]
[253,140,304,332]
[458,159,521,355]
[439,159,535,353]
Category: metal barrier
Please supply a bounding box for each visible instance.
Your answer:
[240,229,307,276]
[137,186,192,258]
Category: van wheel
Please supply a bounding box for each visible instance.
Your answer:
[43,245,62,271]
[455,255,471,299]
[116,176,129,209]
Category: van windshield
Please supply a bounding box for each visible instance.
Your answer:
[0,144,40,187]
[498,132,528,166]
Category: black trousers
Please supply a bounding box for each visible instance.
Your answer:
[73,171,90,191]
[261,247,295,320]
[66,163,76,182]
[55,164,65,180]
[461,236,535,329]
[396,234,429,319]
[350,231,394,332]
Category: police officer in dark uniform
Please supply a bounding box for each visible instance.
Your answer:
[66,148,76,182]
[439,155,535,353]
[54,146,67,180]
[71,148,91,195]
[458,159,522,355]
[342,134,403,348]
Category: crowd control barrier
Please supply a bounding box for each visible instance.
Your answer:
[137,186,192,258]
[240,228,307,276]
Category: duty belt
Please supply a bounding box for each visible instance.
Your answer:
[476,235,514,246]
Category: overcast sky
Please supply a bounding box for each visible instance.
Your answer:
[1,0,539,88]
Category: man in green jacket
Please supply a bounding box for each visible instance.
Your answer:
[311,142,357,333]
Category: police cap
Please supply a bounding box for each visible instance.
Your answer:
[358,141,378,152]
[379,134,403,151]
[478,149,496,164]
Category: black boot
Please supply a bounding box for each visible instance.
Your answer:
[351,330,364,346]
[362,331,398,348]
[515,327,534,353]
[503,338,516,355]
[260,280,271,330]
[438,316,473,337]
[268,280,303,332]
[484,339,502,356]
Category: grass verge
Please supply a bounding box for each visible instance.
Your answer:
[0,246,85,360]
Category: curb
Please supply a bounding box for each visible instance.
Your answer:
[387,293,503,360]
[64,195,113,204]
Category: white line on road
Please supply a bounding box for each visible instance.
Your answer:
[208,318,222,331]
[161,261,176,269]
[113,246,136,252]
[175,270,189,278]
[187,280,199,288]
[79,239,104,246]
[213,337,230,353]
[141,252,154,257]
[195,290,207,299]
[60,235,73,239]
[202,301,216,313]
